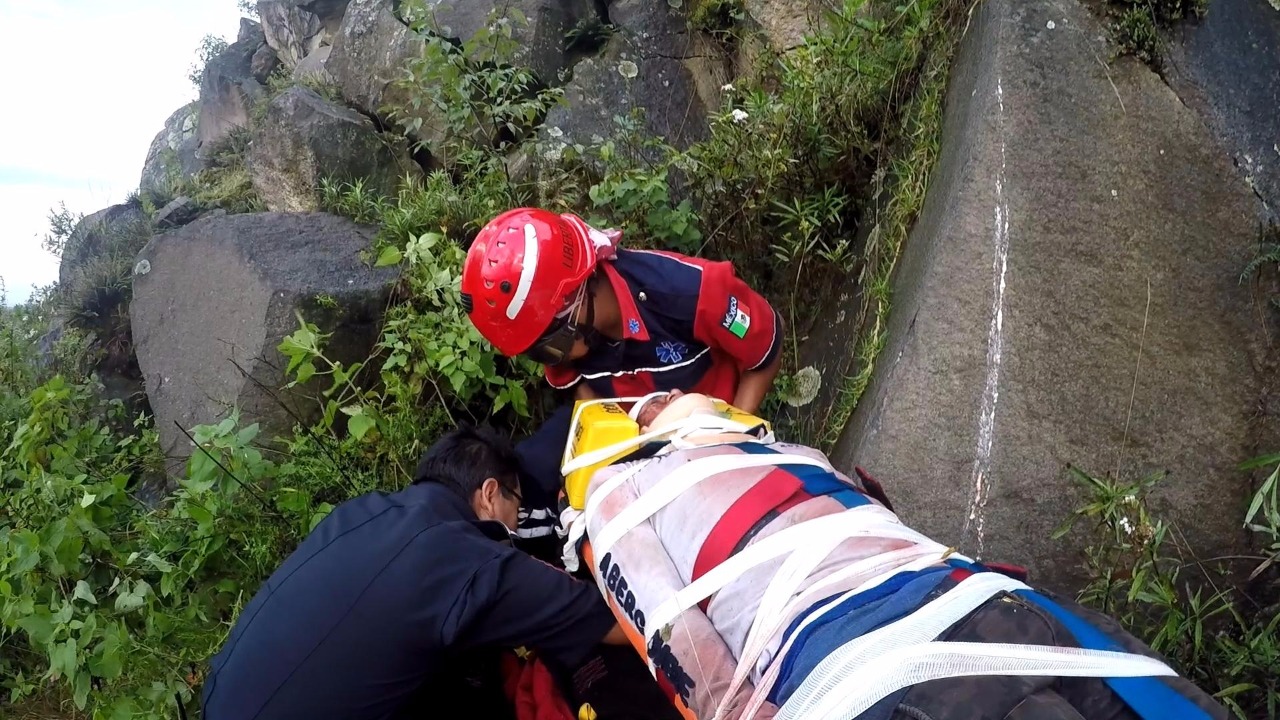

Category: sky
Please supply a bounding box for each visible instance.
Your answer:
[0,0,246,305]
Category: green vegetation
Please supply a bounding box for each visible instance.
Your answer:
[183,128,264,214]
[1057,460,1280,718]
[1103,0,1209,66]
[5,2,972,712]
[1244,221,1280,312]
[20,0,1277,718]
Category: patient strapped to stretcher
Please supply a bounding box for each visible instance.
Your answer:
[558,391,1227,720]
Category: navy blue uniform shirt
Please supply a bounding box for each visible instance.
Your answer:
[201,482,617,720]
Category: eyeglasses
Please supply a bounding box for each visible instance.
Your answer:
[500,483,522,506]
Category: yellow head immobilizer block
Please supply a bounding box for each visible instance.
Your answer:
[561,397,769,510]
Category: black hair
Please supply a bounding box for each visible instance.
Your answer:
[412,425,522,502]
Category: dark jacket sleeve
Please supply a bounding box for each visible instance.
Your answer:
[443,542,618,668]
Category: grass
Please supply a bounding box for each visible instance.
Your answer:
[1058,461,1280,718]
[185,128,264,214]
[814,1,962,450]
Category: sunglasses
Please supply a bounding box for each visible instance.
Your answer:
[523,285,590,366]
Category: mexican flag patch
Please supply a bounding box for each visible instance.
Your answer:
[722,297,751,338]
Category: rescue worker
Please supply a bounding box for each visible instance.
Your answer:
[569,391,1227,720]
[200,425,627,720]
[459,207,784,548]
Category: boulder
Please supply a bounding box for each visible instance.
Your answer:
[198,19,270,152]
[153,197,202,229]
[130,212,398,475]
[247,86,422,212]
[58,201,150,289]
[259,0,350,69]
[251,43,282,82]
[412,0,594,83]
[294,43,334,83]
[741,0,837,51]
[327,0,428,129]
[540,0,729,151]
[828,0,1266,592]
[1164,0,1280,219]
[140,104,203,195]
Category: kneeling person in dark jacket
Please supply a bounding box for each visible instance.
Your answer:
[201,426,625,720]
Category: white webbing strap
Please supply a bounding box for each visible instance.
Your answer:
[798,642,1175,720]
[559,396,661,477]
[735,551,970,720]
[643,507,942,669]
[720,548,960,720]
[584,458,652,520]
[773,571,1026,719]
[590,452,834,563]
[562,407,770,477]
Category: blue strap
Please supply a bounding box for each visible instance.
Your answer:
[1015,590,1213,720]
[733,443,867,508]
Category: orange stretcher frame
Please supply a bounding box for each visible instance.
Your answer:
[581,540,699,720]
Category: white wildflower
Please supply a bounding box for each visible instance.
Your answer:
[1118,516,1134,536]
[721,83,734,92]
[731,108,749,124]
[618,60,639,79]
[1046,20,1056,29]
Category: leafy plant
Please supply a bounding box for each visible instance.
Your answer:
[188,34,230,88]
[1057,462,1280,718]
[1105,0,1209,66]
[394,4,566,167]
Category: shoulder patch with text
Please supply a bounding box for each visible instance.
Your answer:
[722,296,751,338]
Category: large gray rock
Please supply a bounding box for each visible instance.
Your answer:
[542,1,727,154]
[828,0,1266,592]
[1164,0,1280,220]
[140,104,204,195]
[327,0,428,128]
[248,86,422,211]
[259,0,349,68]
[198,19,270,152]
[131,212,397,474]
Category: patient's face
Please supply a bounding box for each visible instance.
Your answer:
[639,391,720,432]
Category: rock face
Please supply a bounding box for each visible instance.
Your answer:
[131,213,398,475]
[416,0,593,83]
[198,19,271,152]
[140,104,204,195]
[259,0,349,69]
[248,87,422,212]
[544,2,725,150]
[1164,0,1280,219]
[829,0,1265,592]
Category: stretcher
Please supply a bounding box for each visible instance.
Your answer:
[561,396,770,720]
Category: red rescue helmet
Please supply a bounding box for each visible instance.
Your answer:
[461,208,598,357]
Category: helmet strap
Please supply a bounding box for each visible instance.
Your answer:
[574,277,608,352]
